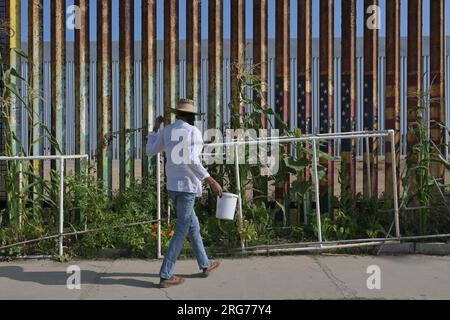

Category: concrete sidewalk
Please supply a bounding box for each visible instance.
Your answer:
[0,255,449,300]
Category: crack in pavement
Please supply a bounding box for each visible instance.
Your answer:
[312,256,358,299]
[79,261,116,300]
[160,287,174,300]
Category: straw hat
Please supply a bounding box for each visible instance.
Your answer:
[171,99,204,115]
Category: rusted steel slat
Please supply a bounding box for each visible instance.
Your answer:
[429,0,446,180]
[407,0,422,195]
[298,0,312,136]
[319,0,334,213]
[28,0,44,177]
[253,0,268,128]
[187,0,201,117]
[142,0,157,178]
[119,0,135,191]
[75,0,89,174]
[407,0,422,150]
[7,0,21,155]
[230,0,245,128]
[5,0,22,223]
[51,0,66,165]
[97,0,113,192]
[298,0,312,220]
[275,0,290,205]
[28,0,43,208]
[164,0,179,124]
[385,0,401,200]
[275,0,290,129]
[253,0,268,204]
[0,1,7,57]
[363,0,379,199]
[340,0,357,196]
[208,0,223,129]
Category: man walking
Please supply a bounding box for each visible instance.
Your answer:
[146,99,223,288]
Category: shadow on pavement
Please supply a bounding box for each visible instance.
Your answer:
[0,266,204,289]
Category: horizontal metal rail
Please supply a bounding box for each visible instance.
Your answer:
[206,130,393,148]
[0,155,88,161]
[202,130,400,250]
[220,242,390,256]
[231,233,450,253]
[0,218,164,252]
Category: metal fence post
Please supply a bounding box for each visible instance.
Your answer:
[75,0,90,176]
[167,201,171,225]
[390,130,401,238]
[18,162,23,229]
[235,145,245,250]
[7,0,21,155]
[142,0,157,179]
[119,0,135,191]
[59,157,65,257]
[164,0,179,123]
[157,153,162,259]
[208,0,223,130]
[429,0,446,180]
[231,0,246,127]
[363,0,379,198]
[319,0,335,214]
[29,0,44,183]
[341,0,357,196]
[365,136,372,197]
[51,0,66,166]
[97,0,113,193]
[312,139,323,243]
[385,0,401,201]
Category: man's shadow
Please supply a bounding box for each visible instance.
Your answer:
[0,266,203,289]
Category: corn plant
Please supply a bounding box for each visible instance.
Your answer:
[402,80,450,235]
[205,62,330,234]
[0,38,61,251]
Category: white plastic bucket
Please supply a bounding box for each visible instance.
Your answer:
[216,193,239,220]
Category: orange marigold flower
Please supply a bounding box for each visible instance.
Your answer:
[151,232,157,237]
[169,230,175,237]
[152,223,158,229]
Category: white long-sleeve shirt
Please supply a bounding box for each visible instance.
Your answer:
[146,120,210,197]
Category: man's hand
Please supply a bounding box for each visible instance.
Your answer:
[153,116,165,132]
[206,177,223,198]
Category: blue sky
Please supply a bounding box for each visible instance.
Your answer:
[20,0,450,42]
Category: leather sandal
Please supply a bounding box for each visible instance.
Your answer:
[202,261,220,278]
[160,276,185,288]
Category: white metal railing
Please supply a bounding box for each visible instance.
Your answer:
[2,129,449,257]
[0,154,170,258]
[154,130,400,256]
[0,155,89,256]
[0,131,399,257]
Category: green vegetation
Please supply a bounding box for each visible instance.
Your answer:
[0,50,449,259]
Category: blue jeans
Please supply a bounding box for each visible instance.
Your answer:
[159,191,211,279]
